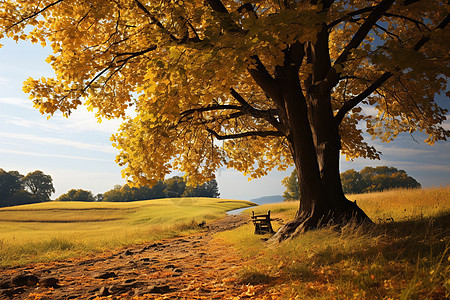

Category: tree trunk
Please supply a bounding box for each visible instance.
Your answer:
[268,30,372,243]
[269,115,373,243]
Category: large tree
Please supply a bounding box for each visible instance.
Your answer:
[23,170,55,201]
[1,0,448,241]
[359,166,421,192]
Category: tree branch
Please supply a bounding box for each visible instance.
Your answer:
[206,129,283,140]
[237,3,258,18]
[334,11,450,126]
[230,88,286,133]
[383,12,431,31]
[206,0,229,13]
[328,6,376,29]
[115,45,158,62]
[7,0,64,31]
[247,55,281,102]
[180,104,242,119]
[334,0,395,67]
[205,0,246,35]
[414,13,450,51]
[229,88,258,111]
[334,72,393,126]
[134,0,180,42]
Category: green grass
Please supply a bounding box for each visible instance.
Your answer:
[216,186,450,299]
[0,197,254,267]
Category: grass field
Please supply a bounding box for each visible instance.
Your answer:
[0,197,254,267]
[1,187,449,298]
[217,186,450,299]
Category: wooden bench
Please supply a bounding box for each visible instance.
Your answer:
[251,210,274,234]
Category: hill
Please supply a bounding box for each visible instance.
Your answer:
[248,195,283,205]
[0,197,253,267]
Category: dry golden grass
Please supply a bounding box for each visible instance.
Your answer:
[348,185,450,221]
[0,198,253,267]
[246,185,450,223]
[217,186,450,299]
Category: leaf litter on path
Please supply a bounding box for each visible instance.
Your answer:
[0,214,273,299]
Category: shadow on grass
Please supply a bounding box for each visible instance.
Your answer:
[308,211,449,298]
[376,211,449,262]
[238,268,277,285]
[312,211,450,266]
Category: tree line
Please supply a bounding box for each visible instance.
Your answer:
[56,176,219,202]
[1,168,219,207]
[283,166,421,201]
[0,169,55,207]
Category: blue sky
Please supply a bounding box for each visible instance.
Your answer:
[0,38,449,201]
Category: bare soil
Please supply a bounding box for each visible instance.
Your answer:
[0,214,254,299]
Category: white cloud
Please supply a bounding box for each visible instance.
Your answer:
[442,115,450,130]
[0,131,115,154]
[374,145,432,156]
[360,105,378,117]
[1,114,61,131]
[0,148,110,162]
[50,107,124,134]
[0,97,34,109]
[0,100,125,134]
[0,76,9,85]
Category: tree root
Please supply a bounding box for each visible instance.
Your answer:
[268,200,373,243]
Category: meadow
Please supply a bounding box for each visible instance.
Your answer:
[0,198,254,267]
[217,186,450,299]
[1,187,449,299]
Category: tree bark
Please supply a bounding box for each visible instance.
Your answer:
[267,28,372,243]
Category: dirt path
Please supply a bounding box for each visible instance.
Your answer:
[0,215,257,299]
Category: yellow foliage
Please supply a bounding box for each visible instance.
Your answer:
[0,0,448,186]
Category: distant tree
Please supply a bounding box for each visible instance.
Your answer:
[56,189,95,201]
[135,181,166,200]
[284,166,421,196]
[282,170,299,201]
[183,179,220,198]
[95,193,104,202]
[23,170,55,201]
[118,185,134,202]
[340,169,366,194]
[360,166,421,192]
[1,169,56,207]
[3,190,36,206]
[164,176,186,198]
[102,185,123,202]
[0,169,23,199]
[102,177,219,202]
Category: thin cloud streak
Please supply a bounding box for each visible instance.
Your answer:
[0,131,115,154]
[0,77,9,85]
[374,145,434,156]
[0,97,34,109]
[0,97,124,134]
[1,115,61,131]
[0,148,111,162]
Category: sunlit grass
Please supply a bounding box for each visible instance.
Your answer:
[241,185,450,223]
[0,198,253,267]
[348,185,450,221]
[217,186,450,299]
